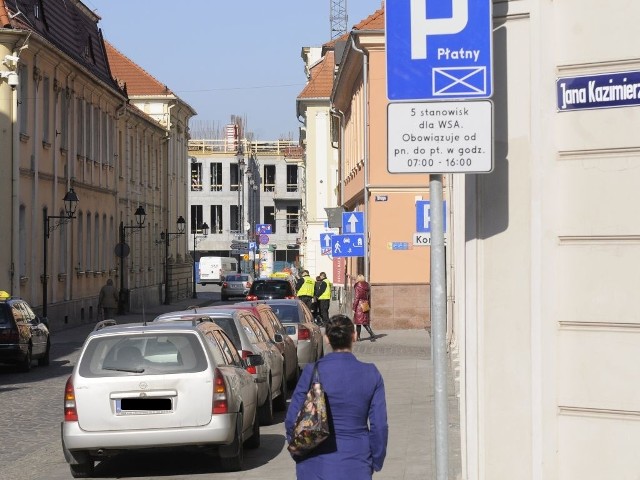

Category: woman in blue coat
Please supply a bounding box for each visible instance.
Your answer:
[285,314,388,479]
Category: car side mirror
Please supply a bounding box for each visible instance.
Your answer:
[245,354,265,367]
[274,333,284,343]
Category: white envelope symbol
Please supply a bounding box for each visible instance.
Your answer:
[432,66,487,96]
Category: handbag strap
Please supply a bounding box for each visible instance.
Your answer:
[310,362,321,386]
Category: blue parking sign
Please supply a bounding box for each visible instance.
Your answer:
[386,0,493,100]
[416,200,447,233]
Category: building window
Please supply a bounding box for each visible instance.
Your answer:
[76,99,84,154]
[86,103,92,160]
[286,165,298,192]
[18,65,28,135]
[264,206,275,234]
[86,213,92,271]
[190,205,204,233]
[263,165,275,192]
[191,163,203,191]
[210,163,223,191]
[60,93,69,150]
[230,205,239,232]
[42,77,50,143]
[286,206,299,234]
[211,205,223,234]
[230,163,239,192]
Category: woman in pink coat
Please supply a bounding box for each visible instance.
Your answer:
[353,274,376,341]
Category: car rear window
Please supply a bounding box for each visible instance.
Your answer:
[209,317,242,348]
[0,305,9,326]
[225,274,249,282]
[269,304,300,323]
[78,333,209,377]
[253,281,292,295]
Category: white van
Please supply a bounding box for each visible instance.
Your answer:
[199,256,238,286]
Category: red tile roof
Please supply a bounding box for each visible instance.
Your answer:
[105,41,173,96]
[298,50,335,100]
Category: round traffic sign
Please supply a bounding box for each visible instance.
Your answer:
[259,234,269,245]
[114,242,130,258]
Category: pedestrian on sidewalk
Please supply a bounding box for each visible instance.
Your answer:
[285,314,388,480]
[98,278,119,320]
[353,274,375,341]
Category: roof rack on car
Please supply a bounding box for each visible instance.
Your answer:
[94,319,117,331]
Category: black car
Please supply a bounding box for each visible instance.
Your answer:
[246,279,296,301]
[0,291,50,371]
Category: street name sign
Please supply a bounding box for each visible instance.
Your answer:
[386,0,493,100]
[388,100,493,173]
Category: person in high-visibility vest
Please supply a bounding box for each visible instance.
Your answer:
[295,270,315,309]
[316,272,332,326]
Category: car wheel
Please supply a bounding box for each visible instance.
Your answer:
[20,345,32,372]
[274,375,287,411]
[38,341,51,366]
[244,411,260,449]
[69,458,94,478]
[257,381,274,425]
[219,413,244,472]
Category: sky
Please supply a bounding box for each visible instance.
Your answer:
[84,0,383,141]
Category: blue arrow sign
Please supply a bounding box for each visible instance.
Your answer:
[331,234,365,258]
[386,0,493,100]
[416,200,447,233]
[342,211,364,234]
[321,233,333,249]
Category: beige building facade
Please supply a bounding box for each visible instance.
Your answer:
[330,3,640,479]
[0,1,193,327]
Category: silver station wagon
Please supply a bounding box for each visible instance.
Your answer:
[61,320,262,478]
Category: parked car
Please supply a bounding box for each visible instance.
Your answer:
[246,278,296,300]
[61,319,262,477]
[261,299,324,371]
[155,308,286,425]
[227,302,299,387]
[221,274,253,301]
[0,291,50,371]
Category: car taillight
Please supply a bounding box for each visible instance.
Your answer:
[241,350,258,374]
[298,326,311,341]
[213,368,228,414]
[222,282,228,288]
[285,295,296,299]
[64,376,78,422]
[246,294,258,301]
[0,328,19,343]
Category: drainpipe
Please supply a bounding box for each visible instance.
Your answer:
[350,35,370,281]
[10,56,19,295]
[329,108,345,206]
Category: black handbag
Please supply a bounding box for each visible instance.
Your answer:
[287,364,330,457]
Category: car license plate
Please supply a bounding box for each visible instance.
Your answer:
[115,398,172,414]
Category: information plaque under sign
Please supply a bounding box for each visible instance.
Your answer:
[387,100,493,173]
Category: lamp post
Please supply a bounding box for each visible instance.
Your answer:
[43,187,79,319]
[157,216,186,305]
[191,222,209,299]
[117,205,147,314]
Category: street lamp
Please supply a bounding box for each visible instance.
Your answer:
[157,216,186,305]
[117,205,147,314]
[42,187,79,319]
[191,222,209,299]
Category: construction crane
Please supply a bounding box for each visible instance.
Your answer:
[330,0,348,39]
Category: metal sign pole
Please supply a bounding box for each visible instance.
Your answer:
[430,174,448,479]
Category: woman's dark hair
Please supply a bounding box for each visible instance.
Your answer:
[325,314,355,350]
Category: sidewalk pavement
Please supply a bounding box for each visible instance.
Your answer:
[51,297,462,480]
